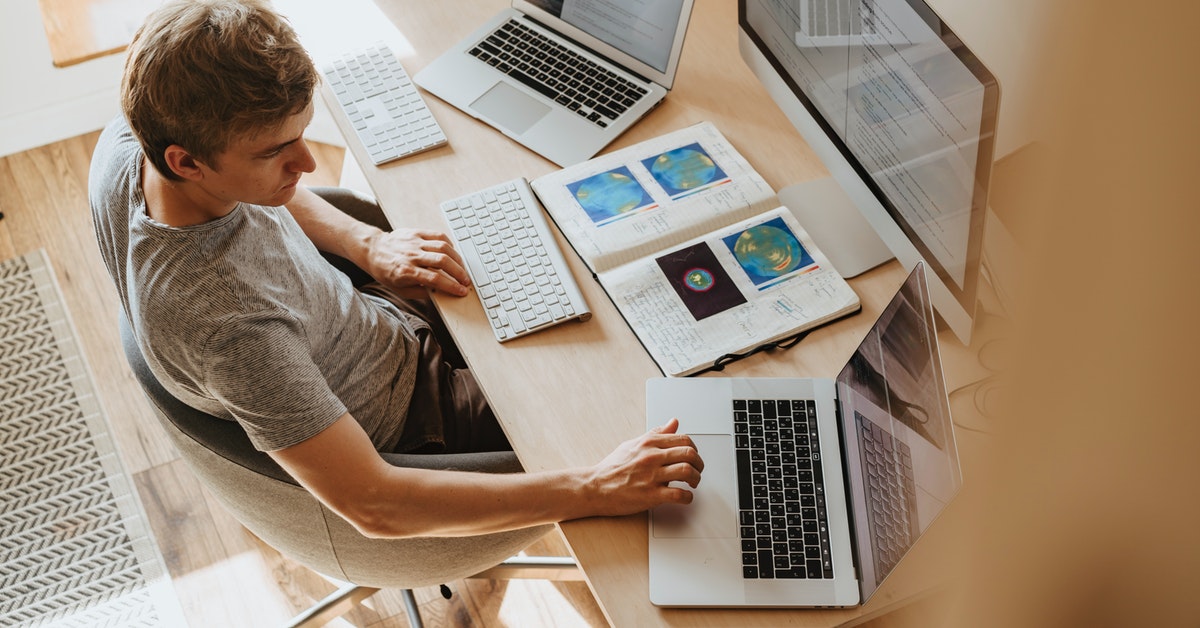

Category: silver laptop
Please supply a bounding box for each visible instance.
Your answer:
[645,262,961,607]
[413,0,694,167]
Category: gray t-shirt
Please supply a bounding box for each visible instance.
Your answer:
[89,117,419,452]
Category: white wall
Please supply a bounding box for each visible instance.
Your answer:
[0,2,127,157]
[927,0,1057,159]
[0,0,412,158]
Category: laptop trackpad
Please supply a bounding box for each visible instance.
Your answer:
[471,81,549,135]
[651,434,737,539]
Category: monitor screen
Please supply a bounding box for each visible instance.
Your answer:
[739,0,999,343]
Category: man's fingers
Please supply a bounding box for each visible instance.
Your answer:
[667,444,704,475]
[660,485,695,505]
[409,228,456,245]
[660,461,702,488]
[644,431,699,455]
[419,251,471,292]
[652,417,680,434]
[417,236,465,266]
[385,249,470,294]
[413,265,470,296]
[427,249,471,289]
[425,272,470,296]
[640,444,703,487]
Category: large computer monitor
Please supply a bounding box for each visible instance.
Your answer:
[738,0,999,344]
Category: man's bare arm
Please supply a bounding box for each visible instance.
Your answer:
[268,413,703,538]
[284,186,471,295]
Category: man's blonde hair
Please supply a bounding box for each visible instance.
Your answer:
[121,0,319,180]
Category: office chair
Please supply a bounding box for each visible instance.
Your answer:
[117,188,578,627]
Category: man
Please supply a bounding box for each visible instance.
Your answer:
[90,0,702,539]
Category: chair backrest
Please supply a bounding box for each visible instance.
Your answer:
[119,314,550,588]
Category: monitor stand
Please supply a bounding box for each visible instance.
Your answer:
[778,177,894,278]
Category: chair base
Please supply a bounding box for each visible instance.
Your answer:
[287,583,380,628]
[287,556,581,627]
[470,555,583,581]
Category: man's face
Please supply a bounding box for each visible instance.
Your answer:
[199,103,317,207]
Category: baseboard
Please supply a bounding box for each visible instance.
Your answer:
[0,87,122,158]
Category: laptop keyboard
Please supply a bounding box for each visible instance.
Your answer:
[856,412,919,578]
[735,398,834,580]
[440,178,591,342]
[467,19,649,129]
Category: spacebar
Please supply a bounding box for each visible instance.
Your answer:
[736,449,752,510]
[506,69,558,100]
[456,238,491,287]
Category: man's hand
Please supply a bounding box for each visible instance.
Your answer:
[285,187,472,297]
[584,418,705,516]
[364,228,472,297]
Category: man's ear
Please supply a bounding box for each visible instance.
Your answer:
[162,144,207,182]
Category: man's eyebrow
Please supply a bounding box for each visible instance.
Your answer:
[257,135,302,156]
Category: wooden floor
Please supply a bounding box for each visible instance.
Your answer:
[0,133,939,627]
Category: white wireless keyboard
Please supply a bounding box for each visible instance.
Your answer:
[440,179,591,342]
[323,44,447,165]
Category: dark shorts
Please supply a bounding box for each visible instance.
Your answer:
[311,186,511,456]
[361,280,511,455]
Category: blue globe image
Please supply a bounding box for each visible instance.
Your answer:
[733,225,803,278]
[650,148,718,191]
[683,268,715,292]
[574,171,647,221]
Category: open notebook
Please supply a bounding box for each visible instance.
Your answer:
[530,122,860,376]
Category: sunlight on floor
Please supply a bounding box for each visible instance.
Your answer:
[173,552,293,626]
[324,615,361,628]
[498,580,594,627]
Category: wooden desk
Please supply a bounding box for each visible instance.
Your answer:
[325,2,992,625]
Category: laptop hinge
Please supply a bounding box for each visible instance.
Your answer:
[833,398,863,584]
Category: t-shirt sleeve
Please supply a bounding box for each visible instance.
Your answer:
[203,309,348,451]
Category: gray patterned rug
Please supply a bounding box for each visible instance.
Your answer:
[0,250,183,627]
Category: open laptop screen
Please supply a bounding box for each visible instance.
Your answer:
[835,263,961,599]
[518,0,690,82]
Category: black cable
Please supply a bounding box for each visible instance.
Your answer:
[947,306,1011,434]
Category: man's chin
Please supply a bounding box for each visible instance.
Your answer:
[262,186,299,207]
